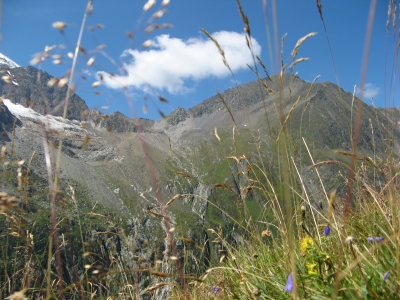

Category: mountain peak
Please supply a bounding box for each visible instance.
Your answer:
[0,53,20,68]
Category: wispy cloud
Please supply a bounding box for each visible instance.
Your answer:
[100,31,261,94]
[356,83,380,100]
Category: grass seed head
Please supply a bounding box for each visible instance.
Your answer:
[58,77,68,87]
[52,21,67,32]
[152,9,167,19]
[91,81,101,88]
[6,289,27,300]
[142,39,153,48]
[291,32,318,61]
[126,31,134,39]
[143,0,156,12]
[0,193,19,214]
[1,76,11,84]
[87,57,95,66]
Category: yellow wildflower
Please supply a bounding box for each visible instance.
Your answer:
[300,237,314,253]
[306,262,318,275]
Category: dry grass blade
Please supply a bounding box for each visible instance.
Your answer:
[158,109,166,118]
[182,275,204,282]
[289,57,309,71]
[180,237,198,246]
[213,183,235,193]
[276,96,301,142]
[88,212,115,221]
[316,0,324,21]
[126,31,133,39]
[165,194,182,207]
[247,64,274,94]
[149,270,171,278]
[364,156,384,175]
[147,209,166,218]
[173,170,195,178]
[227,156,240,163]
[291,32,317,61]
[214,127,220,142]
[217,90,240,130]
[158,95,169,103]
[168,136,172,156]
[236,0,251,36]
[78,45,86,54]
[256,55,272,81]
[335,150,363,160]
[144,283,171,293]
[201,28,229,69]
[310,160,339,168]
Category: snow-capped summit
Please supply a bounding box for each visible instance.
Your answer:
[2,99,85,131]
[0,53,20,68]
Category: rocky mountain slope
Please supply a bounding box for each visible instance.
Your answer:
[0,53,398,297]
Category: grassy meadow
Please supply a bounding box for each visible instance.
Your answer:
[1,0,400,299]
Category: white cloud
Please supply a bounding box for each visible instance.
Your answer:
[356,83,380,100]
[100,31,261,94]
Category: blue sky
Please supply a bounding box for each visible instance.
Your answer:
[0,1,397,120]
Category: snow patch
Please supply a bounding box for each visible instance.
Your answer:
[0,53,20,68]
[3,99,84,131]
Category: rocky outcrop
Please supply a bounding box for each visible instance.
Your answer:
[166,107,190,126]
[0,102,21,141]
[191,181,211,220]
[0,65,88,120]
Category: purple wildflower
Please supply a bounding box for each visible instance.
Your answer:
[368,236,384,243]
[285,273,293,292]
[323,225,331,236]
[210,286,220,296]
[383,270,390,281]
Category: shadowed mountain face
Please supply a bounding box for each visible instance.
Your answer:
[0,65,89,120]
[0,102,21,141]
[1,61,399,289]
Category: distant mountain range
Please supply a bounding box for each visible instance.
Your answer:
[0,51,399,226]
